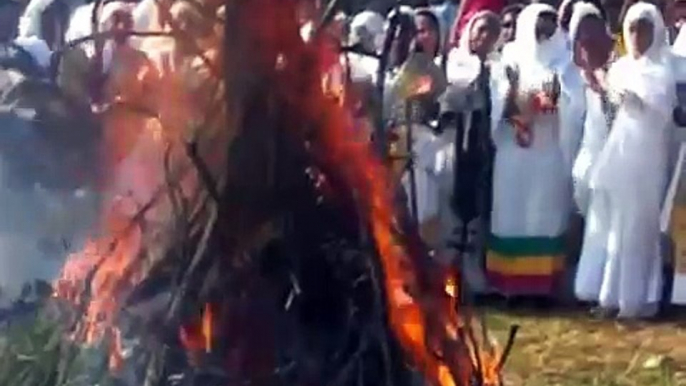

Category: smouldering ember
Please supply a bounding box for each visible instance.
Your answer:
[50,0,511,385]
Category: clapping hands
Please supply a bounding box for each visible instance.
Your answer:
[532,91,557,113]
[583,68,607,94]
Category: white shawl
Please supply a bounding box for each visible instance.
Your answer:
[568,2,606,213]
[446,10,496,88]
[491,3,583,156]
[673,25,686,57]
[591,2,676,191]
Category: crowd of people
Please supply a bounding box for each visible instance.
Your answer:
[311,0,686,321]
[2,0,686,320]
[0,0,229,305]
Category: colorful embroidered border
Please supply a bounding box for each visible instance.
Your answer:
[486,234,565,296]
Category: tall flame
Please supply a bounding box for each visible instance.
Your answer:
[237,1,492,385]
[53,0,501,385]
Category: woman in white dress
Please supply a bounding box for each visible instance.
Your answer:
[590,1,675,319]
[488,3,584,298]
[569,3,616,303]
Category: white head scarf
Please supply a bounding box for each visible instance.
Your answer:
[65,1,134,58]
[568,1,603,44]
[132,0,158,33]
[590,1,675,198]
[674,25,686,56]
[349,10,385,54]
[605,2,675,123]
[17,0,55,39]
[622,1,668,62]
[513,3,569,68]
[99,2,136,72]
[457,10,497,51]
[100,1,136,31]
[446,11,499,88]
[567,1,607,69]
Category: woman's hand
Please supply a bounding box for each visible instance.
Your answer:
[584,67,607,94]
[532,91,557,114]
[510,115,533,148]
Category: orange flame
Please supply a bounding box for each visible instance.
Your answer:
[54,0,198,367]
[236,1,483,384]
[180,303,214,355]
[54,199,144,370]
[203,303,213,353]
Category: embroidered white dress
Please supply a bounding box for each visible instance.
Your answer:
[488,4,583,296]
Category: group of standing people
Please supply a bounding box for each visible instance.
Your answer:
[5,0,686,320]
[0,0,227,307]
[321,0,686,320]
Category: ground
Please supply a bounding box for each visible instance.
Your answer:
[2,303,686,385]
[484,305,686,386]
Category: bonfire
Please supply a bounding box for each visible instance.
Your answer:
[3,0,517,385]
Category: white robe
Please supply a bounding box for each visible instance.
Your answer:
[668,54,686,173]
[589,4,675,316]
[673,25,686,57]
[664,40,686,304]
[490,4,582,243]
[401,125,448,226]
[400,126,492,292]
[566,1,612,302]
[573,88,611,301]
[490,60,575,239]
[572,88,608,213]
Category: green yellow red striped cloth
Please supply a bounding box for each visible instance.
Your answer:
[486,234,565,296]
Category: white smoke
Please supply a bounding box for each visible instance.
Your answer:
[1,0,100,309]
[0,107,100,308]
[0,178,98,308]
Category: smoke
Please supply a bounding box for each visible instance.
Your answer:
[0,69,101,308]
[0,174,99,308]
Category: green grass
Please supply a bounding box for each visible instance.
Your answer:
[484,307,686,386]
[0,307,112,386]
[2,303,686,386]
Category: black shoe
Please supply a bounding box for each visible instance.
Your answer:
[504,296,523,309]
